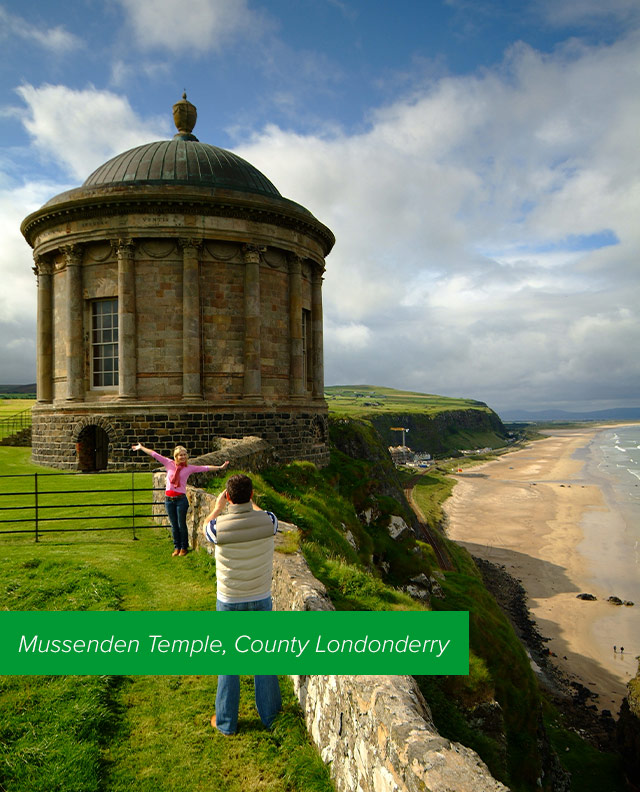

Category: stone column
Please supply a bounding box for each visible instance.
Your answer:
[34,254,53,403]
[180,238,202,400]
[312,266,325,399]
[289,255,305,398]
[61,244,84,401]
[243,244,263,400]
[114,239,137,399]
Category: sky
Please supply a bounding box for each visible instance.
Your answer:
[0,0,638,415]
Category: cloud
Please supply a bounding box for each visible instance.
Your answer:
[535,0,640,27]
[0,180,57,383]
[235,31,640,410]
[0,6,81,53]
[116,0,263,54]
[15,84,168,181]
[1,84,169,383]
[2,20,638,411]
[327,321,372,350]
[0,181,55,321]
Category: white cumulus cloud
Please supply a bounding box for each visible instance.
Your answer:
[15,84,168,181]
[235,31,640,410]
[116,0,263,54]
[0,6,81,53]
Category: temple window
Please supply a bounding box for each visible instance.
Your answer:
[302,308,312,389]
[91,298,119,388]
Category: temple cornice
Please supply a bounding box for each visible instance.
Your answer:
[21,188,335,256]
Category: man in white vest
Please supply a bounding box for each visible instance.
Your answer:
[204,474,281,735]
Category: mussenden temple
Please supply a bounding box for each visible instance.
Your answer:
[21,94,334,471]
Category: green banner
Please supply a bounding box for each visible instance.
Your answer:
[0,611,468,675]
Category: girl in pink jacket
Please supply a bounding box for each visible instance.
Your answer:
[132,442,229,556]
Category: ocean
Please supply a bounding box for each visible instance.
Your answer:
[577,424,640,667]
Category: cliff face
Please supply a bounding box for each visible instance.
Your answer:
[328,416,410,507]
[368,407,508,456]
[328,416,570,790]
[617,660,640,786]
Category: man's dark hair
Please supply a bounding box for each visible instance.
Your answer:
[226,474,253,504]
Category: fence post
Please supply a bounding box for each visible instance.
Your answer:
[34,472,39,543]
[131,470,137,541]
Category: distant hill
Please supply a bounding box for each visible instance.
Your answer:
[325,385,510,456]
[325,384,489,415]
[499,407,640,422]
[0,384,36,394]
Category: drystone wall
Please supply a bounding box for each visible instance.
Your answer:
[151,448,507,792]
[0,427,32,446]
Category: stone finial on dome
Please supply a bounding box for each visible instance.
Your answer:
[172,92,199,141]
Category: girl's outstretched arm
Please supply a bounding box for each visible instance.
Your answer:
[132,442,153,456]
[208,460,230,472]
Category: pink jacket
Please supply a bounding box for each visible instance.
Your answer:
[149,450,211,494]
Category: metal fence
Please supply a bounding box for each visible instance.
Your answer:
[0,408,32,441]
[0,470,164,541]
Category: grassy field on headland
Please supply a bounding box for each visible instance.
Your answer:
[325,384,490,416]
[0,451,333,792]
[0,391,631,791]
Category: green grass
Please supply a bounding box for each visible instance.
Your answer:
[0,399,34,441]
[543,702,627,792]
[415,675,508,782]
[409,469,456,529]
[424,544,543,790]
[326,387,509,457]
[0,449,334,792]
[0,448,155,538]
[103,676,331,792]
[0,674,121,792]
[0,398,35,416]
[301,544,424,611]
[325,384,488,417]
[207,459,433,610]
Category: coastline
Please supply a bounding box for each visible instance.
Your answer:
[443,426,640,713]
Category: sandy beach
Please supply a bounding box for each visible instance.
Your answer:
[443,428,640,712]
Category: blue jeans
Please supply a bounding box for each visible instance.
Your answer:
[165,495,189,550]
[215,596,282,735]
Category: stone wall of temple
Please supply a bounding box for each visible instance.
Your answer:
[29,224,329,470]
[32,406,329,470]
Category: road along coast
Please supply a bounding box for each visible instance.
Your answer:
[443,427,639,713]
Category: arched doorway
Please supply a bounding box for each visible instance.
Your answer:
[76,425,109,471]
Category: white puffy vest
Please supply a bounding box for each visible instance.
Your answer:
[214,502,275,603]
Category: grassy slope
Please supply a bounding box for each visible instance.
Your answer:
[325,384,487,416]
[0,451,332,792]
[2,422,627,792]
[207,454,539,790]
[284,417,624,792]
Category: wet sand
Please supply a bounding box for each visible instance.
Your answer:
[443,429,639,712]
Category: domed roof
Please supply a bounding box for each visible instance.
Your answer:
[82,93,281,199]
[22,94,334,255]
[83,139,281,198]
